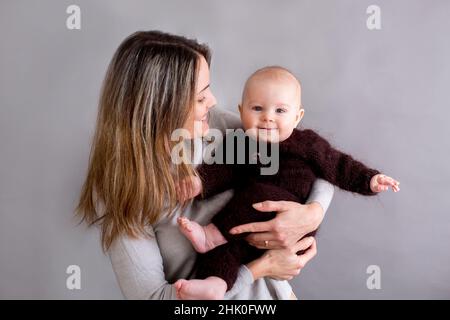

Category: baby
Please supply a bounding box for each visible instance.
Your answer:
[174,66,400,300]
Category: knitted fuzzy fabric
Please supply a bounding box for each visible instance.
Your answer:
[195,128,380,291]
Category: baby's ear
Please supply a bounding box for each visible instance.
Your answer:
[238,104,243,113]
[295,108,305,126]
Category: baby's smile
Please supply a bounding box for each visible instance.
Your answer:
[257,127,278,130]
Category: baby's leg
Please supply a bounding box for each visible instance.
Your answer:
[177,217,227,253]
[196,239,257,292]
[174,276,227,300]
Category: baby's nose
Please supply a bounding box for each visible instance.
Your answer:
[262,113,274,122]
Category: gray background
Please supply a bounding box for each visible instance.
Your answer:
[1,0,449,299]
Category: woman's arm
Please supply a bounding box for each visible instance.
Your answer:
[108,224,259,300]
[306,178,334,214]
[108,226,177,300]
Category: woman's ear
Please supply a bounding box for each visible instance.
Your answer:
[295,108,305,126]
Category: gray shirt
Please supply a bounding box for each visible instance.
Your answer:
[108,107,334,300]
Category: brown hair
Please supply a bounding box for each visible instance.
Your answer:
[76,31,211,251]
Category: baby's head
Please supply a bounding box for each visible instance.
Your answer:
[239,66,304,143]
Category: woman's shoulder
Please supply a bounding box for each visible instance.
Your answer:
[209,107,242,133]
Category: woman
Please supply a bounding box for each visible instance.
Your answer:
[76,30,334,299]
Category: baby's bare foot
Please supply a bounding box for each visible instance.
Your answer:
[177,217,209,253]
[174,277,227,300]
[177,218,228,253]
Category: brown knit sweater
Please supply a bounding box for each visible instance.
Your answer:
[194,128,380,290]
[199,128,380,202]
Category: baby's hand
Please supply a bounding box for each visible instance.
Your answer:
[176,176,203,202]
[370,174,400,193]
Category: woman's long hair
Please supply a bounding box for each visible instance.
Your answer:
[76,31,211,251]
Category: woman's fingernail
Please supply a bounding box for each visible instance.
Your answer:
[253,203,261,208]
[229,229,236,234]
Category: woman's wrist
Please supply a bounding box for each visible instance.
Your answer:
[307,179,334,214]
[306,201,324,230]
[246,254,270,281]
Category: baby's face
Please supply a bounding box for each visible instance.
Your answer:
[239,77,303,143]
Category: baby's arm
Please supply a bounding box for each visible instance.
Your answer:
[197,161,236,199]
[302,129,399,195]
[175,161,236,203]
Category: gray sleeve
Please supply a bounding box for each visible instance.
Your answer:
[108,225,255,300]
[306,178,335,214]
[108,226,177,300]
[208,107,242,132]
[225,265,254,298]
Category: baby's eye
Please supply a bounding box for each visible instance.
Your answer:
[252,106,263,111]
[276,108,286,113]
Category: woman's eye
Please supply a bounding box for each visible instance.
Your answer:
[252,106,262,111]
[197,97,206,103]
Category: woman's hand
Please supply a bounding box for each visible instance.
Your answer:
[246,237,317,281]
[229,200,324,249]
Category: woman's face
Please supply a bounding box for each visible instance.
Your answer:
[183,55,217,138]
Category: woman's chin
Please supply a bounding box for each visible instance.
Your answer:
[186,119,209,138]
[196,121,209,138]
